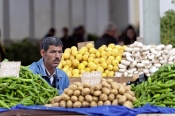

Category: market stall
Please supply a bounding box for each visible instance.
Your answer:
[1,42,175,116]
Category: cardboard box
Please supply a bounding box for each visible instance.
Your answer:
[77,41,94,50]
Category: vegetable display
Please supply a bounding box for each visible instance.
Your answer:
[58,43,126,77]
[0,66,58,109]
[45,78,136,109]
[116,41,175,77]
[132,63,175,107]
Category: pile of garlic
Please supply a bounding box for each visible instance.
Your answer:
[115,42,175,77]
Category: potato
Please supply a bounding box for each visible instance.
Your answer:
[112,99,118,105]
[82,101,90,107]
[132,97,137,102]
[101,78,106,82]
[77,85,84,91]
[102,87,110,95]
[83,82,91,88]
[118,86,126,95]
[64,88,69,93]
[90,101,97,107]
[74,90,81,96]
[90,86,95,94]
[62,94,70,101]
[73,101,82,108]
[118,96,127,105]
[52,103,59,107]
[122,83,126,86]
[93,90,102,97]
[44,104,52,107]
[124,93,133,101]
[106,79,113,84]
[71,96,78,102]
[49,98,54,104]
[104,100,111,105]
[97,101,103,106]
[73,82,82,86]
[85,95,93,102]
[92,96,98,102]
[127,91,135,97]
[110,89,118,95]
[123,101,133,108]
[60,101,66,107]
[67,100,73,108]
[94,84,102,90]
[108,94,115,102]
[82,88,90,96]
[78,96,85,102]
[116,94,122,99]
[69,85,77,91]
[125,85,131,91]
[67,90,74,96]
[99,94,108,101]
[102,81,109,88]
[111,82,119,89]
[53,96,62,103]
[107,84,111,88]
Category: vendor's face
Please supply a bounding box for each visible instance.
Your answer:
[41,45,63,68]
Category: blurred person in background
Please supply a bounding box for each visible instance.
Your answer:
[95,22,118,49]
[119,25,137,45]
[70,26,85,47]
[0,43,6,62]
[44,28,56,38]
[77,25,85,42]
[60,27,72,52]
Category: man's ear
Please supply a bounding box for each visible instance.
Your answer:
[40,49,45,57]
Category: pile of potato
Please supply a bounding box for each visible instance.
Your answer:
[45,78,136,109]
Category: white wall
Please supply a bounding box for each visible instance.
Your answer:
[0,0,110,42]
[128,0,139,28]
[160,0,175,17]
[71,0,85,29]
[0,0,3,44]
[55,0,70,38]
[86,0,98,35]
[34,0,51,39]
[9,0,29,40]
[109,0,129,33]
[97,0,109,36]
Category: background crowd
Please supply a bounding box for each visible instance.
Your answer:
[0,22,138,63]
[42,22,138,51]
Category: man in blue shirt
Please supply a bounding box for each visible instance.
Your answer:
[29,37,69,94]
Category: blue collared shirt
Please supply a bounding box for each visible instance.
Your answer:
[28,58,70,95]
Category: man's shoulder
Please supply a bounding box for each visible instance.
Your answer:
[28,59,42,73]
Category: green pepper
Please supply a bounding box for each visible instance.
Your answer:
[39,96,45,104]
[17,90,25,98]
[148,86,161,90]
[157,81,175,88]
[0,100,10,109]
[148,77,152,84]
[166,74,175,79]
[160,71,175,77]
[152,94,160,98]
[163,100,175,106]
[154,93,173,101]
[153,88,172,93]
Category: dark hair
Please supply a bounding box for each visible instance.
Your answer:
[62,27,68,32]
[49,28,55,32]
[41,37,63,51]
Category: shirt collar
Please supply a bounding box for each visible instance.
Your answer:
[41,58,56,77]
[45,68,56,77]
